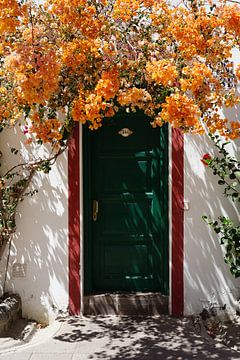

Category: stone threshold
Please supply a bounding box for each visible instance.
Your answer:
[83,292,169,316]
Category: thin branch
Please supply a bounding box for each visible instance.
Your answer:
[3,141,68,178]
[226,0,240,4]
[2,238,12,295]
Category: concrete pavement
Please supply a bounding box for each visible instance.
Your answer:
[0,315,240,359]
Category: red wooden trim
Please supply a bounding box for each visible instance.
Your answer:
[68,123,81,315]
[171,128,184,316]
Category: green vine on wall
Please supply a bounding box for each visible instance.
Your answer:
[202,134,240,278]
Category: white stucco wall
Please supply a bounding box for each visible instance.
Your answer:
[0,120,239,323]
[183,41,240,317]
[0,128,69,324]
[184,134,240,316]
[0,124,239,322]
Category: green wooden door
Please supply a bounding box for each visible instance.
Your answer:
[84,112,168,294]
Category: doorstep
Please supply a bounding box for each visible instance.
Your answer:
[83,292,169,315]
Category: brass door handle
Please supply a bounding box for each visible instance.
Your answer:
[93,200,99,221]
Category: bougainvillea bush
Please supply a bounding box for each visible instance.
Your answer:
[1,0,240,138]
[0,0,240,254]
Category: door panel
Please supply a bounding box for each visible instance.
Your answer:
[99,158,152,193]
[84,111,169,294]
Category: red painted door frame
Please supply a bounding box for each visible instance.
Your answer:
[171,128,184,316]
[68,124,81,315]
[68,125,184,316]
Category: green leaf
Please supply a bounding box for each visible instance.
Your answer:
[10,148,18,155]
[229,173,236,179]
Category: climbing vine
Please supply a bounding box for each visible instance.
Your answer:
[202,135,240,277]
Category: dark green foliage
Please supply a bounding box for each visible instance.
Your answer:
[207,134,240,202]
[203,216,240,277]
[203,134,240,277]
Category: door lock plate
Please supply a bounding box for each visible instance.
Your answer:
[93,200,99,221]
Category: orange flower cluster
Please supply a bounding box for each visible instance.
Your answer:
[146,60,178,87]
[180,62,213,93]
[169,9,206,59]
[118,88,152,109]
[113,0,140,22]
[236,65,240,80]
[0,85,13,123]
[150,1,172,29]
[219,5,240,37]
[112,0,156,22]
[229,121,240,140]
[62,39,101,74]
[95,69,120,101]
[72,68,119,129]
[73,92,115,130]
[204,112,229,136]
[160,93,202,130]
[0,0,239,144]
[5,45,60,105]
[48,0,103,38]
[71,92,88,125]
[29,112,63,143]
[0,0,25,35]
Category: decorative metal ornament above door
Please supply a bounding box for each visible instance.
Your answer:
[118,128,133,137]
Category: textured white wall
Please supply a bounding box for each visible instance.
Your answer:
[0,127,69,324]
[184,134,240,316]
[1,124,240,322]
[0,126,239,321]
[183,42,240,316]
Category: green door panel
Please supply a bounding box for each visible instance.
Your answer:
[83,111,169,294]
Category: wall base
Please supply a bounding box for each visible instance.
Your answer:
[0,294,21,335]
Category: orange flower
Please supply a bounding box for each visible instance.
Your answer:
[5,45,60,105]
[180,63,213,93]
[113,0,140,21]
[29,115,63,143]
[219,5,240,37]
[228,121,240,140]
[160,93,202,130]
[0,0,23,35]
[236,65,240,81]
[146,60,178,87]
[95,69,120,100]
[118,88,152,109]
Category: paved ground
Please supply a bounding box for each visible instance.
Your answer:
[0,315,240,359]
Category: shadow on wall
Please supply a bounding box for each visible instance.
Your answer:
[184,133,240,316]
[0,130,69,324]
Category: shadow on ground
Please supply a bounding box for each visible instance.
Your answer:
[53,316,239,359]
